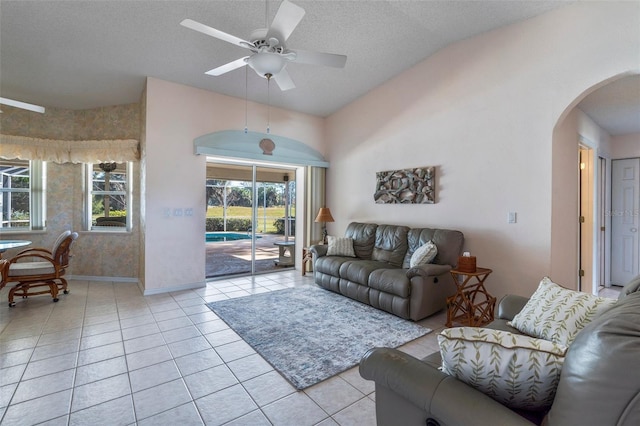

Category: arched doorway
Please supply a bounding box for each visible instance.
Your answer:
[552,73,640,293]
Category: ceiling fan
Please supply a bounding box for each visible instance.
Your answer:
[180,0,347,91]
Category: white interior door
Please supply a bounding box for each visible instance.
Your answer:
[611,158,640,285]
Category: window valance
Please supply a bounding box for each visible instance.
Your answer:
[0,134,139,163]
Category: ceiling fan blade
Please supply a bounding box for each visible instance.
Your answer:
[181,19,253,49]
[273,68,296,91]
[290,49,347,68]
[266,0,305,43]
[0,97,45,113]
[205,57,250,76]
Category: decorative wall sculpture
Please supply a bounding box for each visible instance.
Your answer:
[374,166,435,204]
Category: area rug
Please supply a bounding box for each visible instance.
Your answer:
[206,286,431,389]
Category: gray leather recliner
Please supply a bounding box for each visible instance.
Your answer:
[359,277,640,426]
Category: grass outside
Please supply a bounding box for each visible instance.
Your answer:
[207,206,295,234]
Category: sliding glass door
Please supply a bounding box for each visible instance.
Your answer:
[205,161,296,278]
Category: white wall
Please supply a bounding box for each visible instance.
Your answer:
[325,1,640,299]
[143,78,325,293]
[576,109,612,157]
[611,133,640,159]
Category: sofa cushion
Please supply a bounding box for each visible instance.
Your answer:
[344,222,378,259]
[403,228,464,268]
[339,260,388,286]
[409,240,437,267]
[438,327,567,410]
[326,236,356,257]
[315,256,354,276]
[368,268,410,298]
[509,277,617,346]
[371,224,409,267]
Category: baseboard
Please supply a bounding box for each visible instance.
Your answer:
[67,275,138,283]
[142,281,206,296]
[66,275,206,295]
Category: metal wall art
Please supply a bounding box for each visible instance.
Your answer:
[374,166,435,204]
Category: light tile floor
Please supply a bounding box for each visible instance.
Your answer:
[598,285,622,299]
[0,271,447,425]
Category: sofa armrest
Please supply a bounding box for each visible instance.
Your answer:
[497,294,529,321]
[360,348,443,410]
[360,348,535,426]
[309,244,328,258]
[406,263,452,279]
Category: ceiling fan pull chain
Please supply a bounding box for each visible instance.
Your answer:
[244,65,249,134]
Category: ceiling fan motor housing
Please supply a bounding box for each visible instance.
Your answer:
[249,29,284,53]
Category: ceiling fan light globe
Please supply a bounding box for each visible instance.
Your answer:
[247,52,286,77]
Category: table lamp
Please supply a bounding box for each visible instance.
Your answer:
[314,207,335,244]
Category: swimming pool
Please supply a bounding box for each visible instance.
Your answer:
[205,232,261,242]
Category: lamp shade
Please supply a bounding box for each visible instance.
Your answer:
[314,207,335,223]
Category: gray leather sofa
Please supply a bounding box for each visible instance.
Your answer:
[310,222,464,321]
[359,276,640,426]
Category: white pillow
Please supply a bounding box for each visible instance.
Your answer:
[410,240,438,267]
[326,236,356,257]
[509,277,617,346]
[438,327,567,410]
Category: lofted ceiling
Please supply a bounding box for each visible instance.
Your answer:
[0,0,637,135]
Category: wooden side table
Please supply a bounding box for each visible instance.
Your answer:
[446,267,496,327]
[301,248,313,276]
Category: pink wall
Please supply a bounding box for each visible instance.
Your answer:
[611,133,640,159]
[325,1,640,299]
[142,78,324,293]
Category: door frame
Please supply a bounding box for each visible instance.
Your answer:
[205,158,302,278]
[578,136,609,295]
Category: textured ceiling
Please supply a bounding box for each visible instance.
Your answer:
[1,0,637,134]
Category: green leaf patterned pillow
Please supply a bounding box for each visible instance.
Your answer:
[509,277,617,346]
[438,327,567,410]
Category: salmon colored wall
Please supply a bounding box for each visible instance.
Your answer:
[325,1,640,299]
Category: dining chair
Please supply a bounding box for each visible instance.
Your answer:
[0,230,78,307]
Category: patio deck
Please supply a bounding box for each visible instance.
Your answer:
[205,233,295,278]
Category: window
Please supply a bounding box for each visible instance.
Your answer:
[86,162,132,231]
[0,159,46,230]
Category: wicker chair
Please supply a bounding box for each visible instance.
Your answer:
[0,231,78,307]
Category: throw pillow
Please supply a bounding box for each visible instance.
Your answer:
[326,236,356,257]
[509,277,617,346]
[409,240,438,268]
[438,327,567,410]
